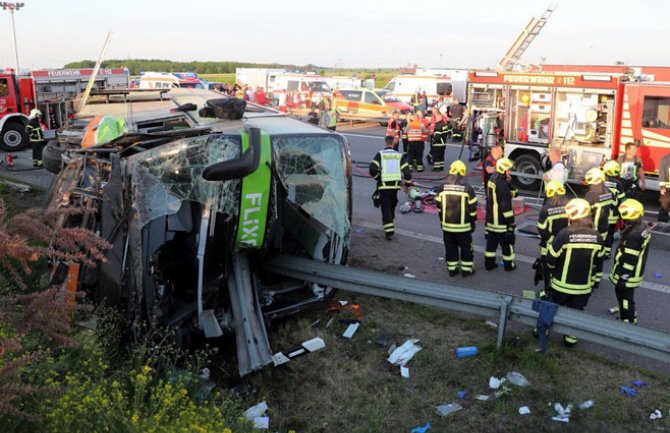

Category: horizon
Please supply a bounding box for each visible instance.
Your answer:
[1,0,669,70]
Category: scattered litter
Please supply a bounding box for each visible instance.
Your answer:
[619,386,637,398]
[325,318,334,328]
[400,366,410,379]
[388,344,397,356]
[654,272,663,279]
[484,320,498,329]
[475,394,490,401]
[253,416,269,429]
[438,257,444,261]
[198,368,210,380]
[388,339,422,366]
[489,376,506,389]
[244,401,269,421]
[650,409,663,420]
[551,402,572,423]
[457,391,467,400]
[342,323,360,339]
[339,300,349,306]
[608,306,620,315]
[403,273,416,279]
[518,406,531,415]
[455,346,479,359]
[436,403,462,417]
[311,319,320,328]
[631,380,648,388]
[522,290,536,299]
[207,346,219,356]
[403,266,409,270]
[410,421,431,433]
[494,386,511,398]
[578,400,594,410]
[354,227,366,234]
[506,372,531,387]
[377,331,391,347]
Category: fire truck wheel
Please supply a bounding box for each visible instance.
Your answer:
[511,153,542,191]
[0,122,28,151]
[42,140,65,175]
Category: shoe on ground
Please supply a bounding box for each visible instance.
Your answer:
[461,269,475,277]
[385,233,394,241]
[448,270,458,277]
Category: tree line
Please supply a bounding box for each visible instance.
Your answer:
[63,59,323,75]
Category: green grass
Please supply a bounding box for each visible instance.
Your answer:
[0,177,45,216]
[200,73,236,84]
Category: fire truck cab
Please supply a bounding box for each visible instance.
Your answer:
[466,67,670,191]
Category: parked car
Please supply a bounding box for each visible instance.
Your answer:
[334,88,412,122]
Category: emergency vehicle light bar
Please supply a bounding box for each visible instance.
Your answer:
[582,75,613,82]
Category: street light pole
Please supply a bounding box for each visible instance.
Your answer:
[1,2,25,75]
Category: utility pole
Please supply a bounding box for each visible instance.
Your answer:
[1,2,25,75]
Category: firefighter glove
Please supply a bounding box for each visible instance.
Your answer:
[372,190,381,208]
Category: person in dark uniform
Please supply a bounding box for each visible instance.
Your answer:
[369,135,412,240]
[617,142,646,199]
[609,199,651,324]
[436,160,478,276]
[485,157,516,271]
[535,179,569,298]
[26,108,47,167]
[602,160,626,258]
[583,167,615,286]
[546,198,605,346]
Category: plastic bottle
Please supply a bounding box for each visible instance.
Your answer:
[455,346,479,359]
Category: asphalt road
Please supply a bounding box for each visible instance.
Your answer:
[338,122,670,372]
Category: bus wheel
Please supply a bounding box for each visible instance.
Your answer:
[511,153,542,191]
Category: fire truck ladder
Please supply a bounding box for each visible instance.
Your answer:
[496,3,557,72]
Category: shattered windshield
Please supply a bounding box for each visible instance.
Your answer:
[273,135,350,240]
[126,133,242,227]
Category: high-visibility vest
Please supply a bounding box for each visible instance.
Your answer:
[380,149,402,183]
[407,120,423,142]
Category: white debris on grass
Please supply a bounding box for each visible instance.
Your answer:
[388,339,422,366]
[253,416,270,429]
[484,320,498,329]
[342,323,360,339]
[198,367,210,380]
[403,273,416,279]
[518,406,531,415]
[400,366,410,378]
[506,371,531,387]
[244,401,268,420]
[650,409,663,420]
[489,376,505,390]
[578,400,594,410]
[435,403,463,417]
[475,395,490,401]
[551,402,573,423]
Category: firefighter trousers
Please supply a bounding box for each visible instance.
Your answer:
[615,284,637,324]
[401,138,409,156]
[485,231,515,271]
[32,139,46,161]
[431,144,446,170]
[549,289,590,345]
[604,224,617,258]
[407,141,425,172]
[443,231,474,273]
[380,189,399,235]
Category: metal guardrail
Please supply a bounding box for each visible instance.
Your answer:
[266,255,670,363]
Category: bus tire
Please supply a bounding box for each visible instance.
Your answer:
[511,153,542,191]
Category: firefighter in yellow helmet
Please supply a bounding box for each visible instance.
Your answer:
[369,135,412,240]
[485,157,516,271]
[583,167,614,286]
[436,160,478,276]
[609,199,650,324]
[534,180,569,297]
[546,198,605,346]
[602,160,626,259]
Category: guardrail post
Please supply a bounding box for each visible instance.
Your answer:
[496,295,513,349]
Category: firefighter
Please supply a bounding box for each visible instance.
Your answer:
[658,152,670,223]
[535,179,569,297]
[448,98,466,142]
[603,160,626,258]
[617,142,646,199]
[584,167,615,285]
[406,113,426,172]
[546,198,604,346]
[386,110,402,151]
[26,109,46,168]
[485,157,516,271]
[369,135,412,240]
[609,199,651,324]
[399,113,410,156]
[483,144,503,193]
[436,160,478,277]
[430,108,448,171]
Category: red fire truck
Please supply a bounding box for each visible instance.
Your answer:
[466,66,670,191]
[0,68,128,151]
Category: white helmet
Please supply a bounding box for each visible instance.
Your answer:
[29,108,42,119]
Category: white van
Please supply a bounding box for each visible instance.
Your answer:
[139,72,206,89]
[269,73,331,98]
[383,75,453,105]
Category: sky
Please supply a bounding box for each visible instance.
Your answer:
[1,0,669,71]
